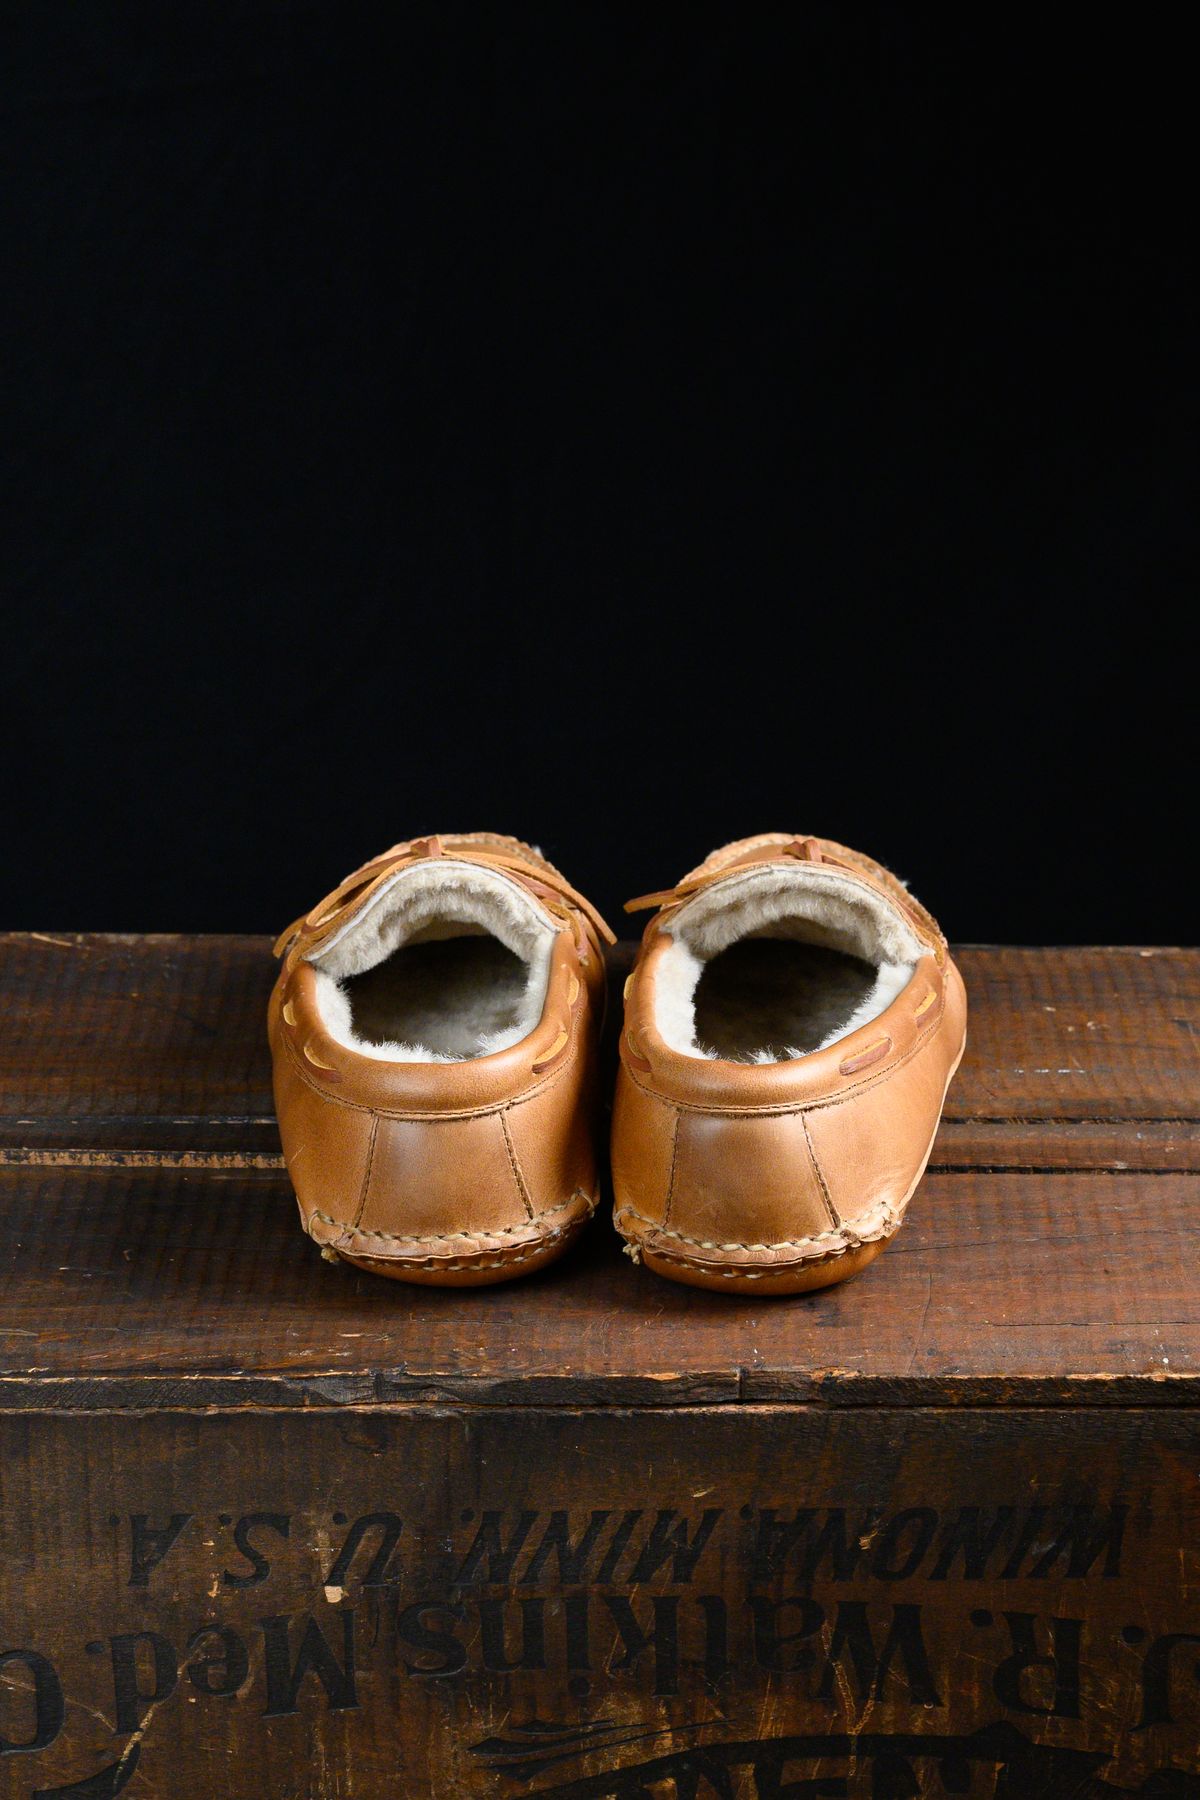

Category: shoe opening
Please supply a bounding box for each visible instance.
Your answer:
[653,864,924,1063]
[306,860,556,1062]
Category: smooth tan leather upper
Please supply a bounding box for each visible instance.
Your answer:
[611,833,967,1287]
[269,834,612,1284]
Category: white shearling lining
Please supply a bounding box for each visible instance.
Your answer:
[307,860,556,1062]
[653,864,924,1063]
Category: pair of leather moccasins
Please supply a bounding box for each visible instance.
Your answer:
[269,832,966,1296]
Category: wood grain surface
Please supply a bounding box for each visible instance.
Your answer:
[1,934,1197,1797]
[0,1164,1194,1411]
[0,936,1196,1413]
[1,936,1197,1162]
[3,1406,1198,1797]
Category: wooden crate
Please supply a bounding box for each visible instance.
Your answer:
[0,934,1197,1798]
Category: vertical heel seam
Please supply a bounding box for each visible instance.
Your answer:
[802,1110,840,1229]
[500,1106,536,1221]
[352,1114,380,1229]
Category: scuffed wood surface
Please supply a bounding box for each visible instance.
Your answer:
[0,935,1196,1408]
[0,936,1197,1165]
[2,1406,1198,1797]
[1,937,1198,1794]
[0,1163,1195,1407]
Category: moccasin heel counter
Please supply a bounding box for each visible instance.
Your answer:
[610,1069,680,1232]
[670,1110,836,1247]
[354,1112,532,1244]
[617,1103,892,1294]
[270,1017,376,1238]
[320,1109,596,1288]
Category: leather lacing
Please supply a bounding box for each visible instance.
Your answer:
[623,833,945,962]
[274,833,616,973]
[624,834,826,913]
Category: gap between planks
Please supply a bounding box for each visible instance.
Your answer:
[0,1147,286,1169]
[1,1124,1195,1175]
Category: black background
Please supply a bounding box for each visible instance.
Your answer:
[3,6,1189,942]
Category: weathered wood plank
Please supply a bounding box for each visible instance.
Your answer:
[2,939,1197,1170]
[9,1123,1200,1180]
[0,1164,1194,1408]
[1,937,1197,1793]
[1,1406,1197,1796]
[0,932,275,1127]
[946,944,1200,1123]
[933,1117,1200,1172]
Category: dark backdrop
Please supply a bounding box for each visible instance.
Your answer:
[3,6,1189,942]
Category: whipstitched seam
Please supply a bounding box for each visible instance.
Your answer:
[311,1188,594,1247]
[350,1242,560,1272]
[613,1201,898,1256]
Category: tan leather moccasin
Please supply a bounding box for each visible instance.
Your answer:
[611,834,967,1295]
[269,834,614,1287]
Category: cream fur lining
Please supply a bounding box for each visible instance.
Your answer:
[307,861,556,1062]
[654,864,923,1063]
